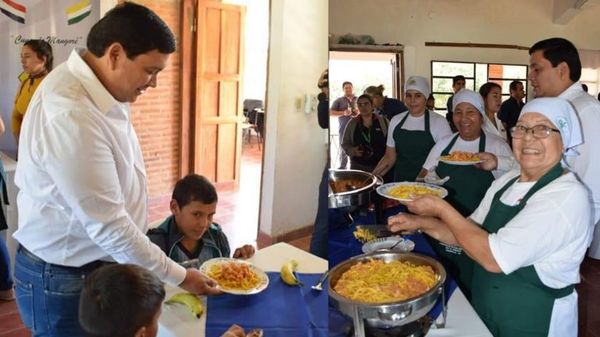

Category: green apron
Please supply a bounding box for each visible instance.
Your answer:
[429,132,495,300]
[471,163,573,337]
[392,110,435,182]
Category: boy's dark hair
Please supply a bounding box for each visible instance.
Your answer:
[529,37,581,82]
[342,81,353,88]
[23,39,53,72]
[79,264,165,337]
[87,2,176,59]
[173,174,218,208]
[452,75,466,86]
[479,82,502,99]
[509,80,523,92]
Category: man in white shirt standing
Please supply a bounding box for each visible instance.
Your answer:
[13,3,219,336]
[479,37,600,259]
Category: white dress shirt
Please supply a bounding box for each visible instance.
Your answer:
[14,48,186,286]
[559,82,600,259]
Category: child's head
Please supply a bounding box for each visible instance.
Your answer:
[170,174,218,241]
[79,264,165,337]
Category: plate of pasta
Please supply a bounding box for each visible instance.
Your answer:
[376,182,447,202]
[199,258,269,295]
[439,151,482,165]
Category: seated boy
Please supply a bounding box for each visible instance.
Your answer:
[79,264,254,337]
[148,174,255,267]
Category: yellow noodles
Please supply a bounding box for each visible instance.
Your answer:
[334,259,437,303]
[208,262,261,291]
[387,185,443,200]
[353,228,377,243]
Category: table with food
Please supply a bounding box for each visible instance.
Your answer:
[328,170,492,337]
[157,242,328,337]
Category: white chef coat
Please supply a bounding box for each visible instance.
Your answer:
[482,113,508,141]
[471,170,593,337]
[13,48,186,286]
[386,110,452,147]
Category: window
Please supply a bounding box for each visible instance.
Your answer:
[431,61,528,115]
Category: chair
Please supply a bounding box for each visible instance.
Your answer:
[242,99,264,148]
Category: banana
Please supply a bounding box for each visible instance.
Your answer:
[280,259,303,286]
[165,292,204,318]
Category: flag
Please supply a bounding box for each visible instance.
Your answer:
[0,0,26,24]
[65,0,92,25]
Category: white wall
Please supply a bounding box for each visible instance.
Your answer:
[329,0,600,85]
[261,0,328,237]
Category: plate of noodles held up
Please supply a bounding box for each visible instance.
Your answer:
[199,258,269,295]
[438,151,483,165]
[376,182,448,202]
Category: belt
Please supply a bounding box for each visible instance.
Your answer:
[18,245,114,272]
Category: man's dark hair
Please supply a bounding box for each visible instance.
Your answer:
[529,38,581,82]
[87,2,176,59]
[342,81,353,88]
[452,75,466,86]
[23,39,53,72]
[509,80,523,92]
[479,82,502,99]
[79,264,165,337]
[173,174,218,208]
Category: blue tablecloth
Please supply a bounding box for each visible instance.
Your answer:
[206,272,327,337]
[328,205,457,335]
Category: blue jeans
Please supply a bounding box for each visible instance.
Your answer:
[14,246,107,337]
[0,236,12,290]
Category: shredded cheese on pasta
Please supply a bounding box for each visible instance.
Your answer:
[208,262,261,291]
[387,185,443,200]
[334,259,437,303]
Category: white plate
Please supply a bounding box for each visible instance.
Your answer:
[199,258,269,295]
[376,182,448,202]
[438,158,483,166]
[362,236,415,253]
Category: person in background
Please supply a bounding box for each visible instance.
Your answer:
[446,75,466,132]
[148,174,255,267]
[373,76,452,182]
[310,69,329,259]
[582,83,588,92]
[479,82,508,141]
[330,81,358,169]
[426,93,436,111]
[364,84,408,120]
[79,264,248,337]
[416,89,513,299]
[498,80,525,147]
[479,38,600,261]
[12,39,53,145]
[341,94,388,173]
[597,92,600,101]
[13,4,219,336]
[389,97,592,337]
[0,117,11,302]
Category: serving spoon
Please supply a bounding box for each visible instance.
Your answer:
[311,270,330,291]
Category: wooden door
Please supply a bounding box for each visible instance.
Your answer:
[194,0,245,185]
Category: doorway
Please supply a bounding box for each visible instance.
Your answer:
[328,50,403,169]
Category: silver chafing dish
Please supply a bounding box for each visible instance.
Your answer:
[328,169,382,209]
[328,251,446,337]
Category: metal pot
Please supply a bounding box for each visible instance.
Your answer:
[328,251,446,334]
[328,169,381,208]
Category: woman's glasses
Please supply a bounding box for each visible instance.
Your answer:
[510,125,560,139]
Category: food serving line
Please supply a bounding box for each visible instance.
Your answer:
[329,169,492,337]
[157,242,328,337]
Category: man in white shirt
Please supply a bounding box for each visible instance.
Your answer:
[13,3,219,336]
[479,37,600,259]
